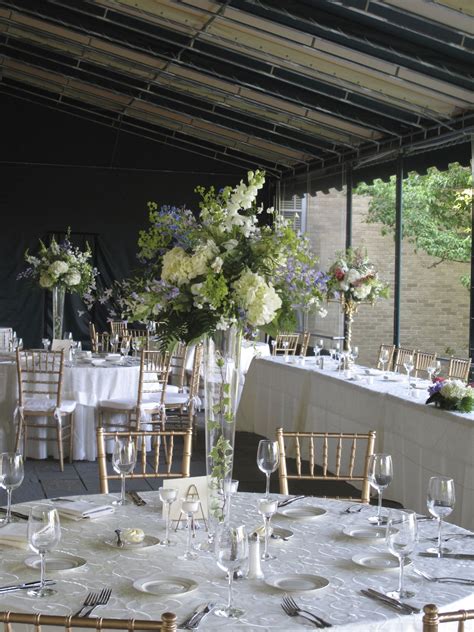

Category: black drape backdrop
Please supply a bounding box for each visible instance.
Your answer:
[0,95,244,347]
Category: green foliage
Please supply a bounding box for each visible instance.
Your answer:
[356,163,472,270]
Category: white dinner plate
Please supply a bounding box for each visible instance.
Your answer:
[265,573,329,592]
[133,576,198,597]
[342,526,392,540]
[278,506,327,521]
[352,552,412,570]
[104,535,160,549]
[24,552,86,571]
[271,527,294,540]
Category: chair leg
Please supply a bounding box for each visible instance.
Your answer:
[69,412,75,463]
[56,418,64,472]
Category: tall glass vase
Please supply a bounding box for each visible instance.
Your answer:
[204,326,242,541]
[51,285,65,340]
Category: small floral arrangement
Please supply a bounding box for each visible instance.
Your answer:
[119,169,327,344]
[18,230,97,295]
[327,246,389,305]
[426,379,474,412]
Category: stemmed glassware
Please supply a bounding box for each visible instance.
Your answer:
[282,340,289,362]
[159,487,177,547]
[41,338,51,351]
[403,355,414,393]
[214,525,248,619]
[386,509,417,600]
[368,453,393,525]
[132,338,142,358]
[351,346,359,365]
[27,505,61,597]
[111,334,120,354]
[0,452,24,525]
[179,499,200,560]
[223,479,239,523]
[111,437,136,506]
[120,337,130,359]
[427,360,441,382]
[379,349,390,376]
[256,440,279,498]
[426,476,455,557]
[258,498,278,561]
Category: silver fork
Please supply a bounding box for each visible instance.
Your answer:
[413,567,474,585]
[73,591,100,617]
[81,588,112,617]
[282,596,332,628]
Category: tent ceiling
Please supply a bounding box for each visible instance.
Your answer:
[0,0,472,181]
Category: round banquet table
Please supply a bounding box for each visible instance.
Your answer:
[0,358,140,461]
[1,492,473,630]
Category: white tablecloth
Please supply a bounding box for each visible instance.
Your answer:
[1,492,473,630]
[237,357,474,530]
[185,340,270,373]
[0,360,140,461]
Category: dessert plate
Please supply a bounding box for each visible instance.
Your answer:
[133,576,198,597]
[104,535,159,549]
[265,574,329,592]
[278,506,326,521]
[352,552,412,570]
[342,526,394,540]
[24,552,86,571]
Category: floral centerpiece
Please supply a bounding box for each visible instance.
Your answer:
[426,379,474,412]
[120,169,327,530]
[327,247,389,355]
[19,230,97,339]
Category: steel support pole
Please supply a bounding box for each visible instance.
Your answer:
[393,155,403,347]
[468,135,474,374]
[344,165,353,345]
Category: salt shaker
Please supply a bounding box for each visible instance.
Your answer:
[248,532,264,579]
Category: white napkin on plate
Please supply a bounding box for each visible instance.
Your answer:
[0,523,28,549]
[55,501,114,521]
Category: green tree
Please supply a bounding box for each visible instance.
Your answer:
[355,163,472,284]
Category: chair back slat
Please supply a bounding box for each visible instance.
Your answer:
[272,333,300,356]
[16,349,64,408]
[110,321,128,336]
[300,331,311,356]
[415,351,437,378]
[393,347,416,373]
[447,357,470,382]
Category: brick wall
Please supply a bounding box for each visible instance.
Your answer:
[305,189,470,367]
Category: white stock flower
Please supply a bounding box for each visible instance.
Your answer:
[64,271,81,286]
[233,270,282,326]
[39,272,54,288]
[49,260,69,278]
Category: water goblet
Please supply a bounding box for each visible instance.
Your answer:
[111,334,119,354]
[111,437,136,506]
[403,355,414,393]
[258,498,278,561]
[426,476,455,557]
[27,505,61,597]
[351,346,359,364]
[380,349,390,375]
[386,509,417,600]
[427,361,438,382]
[256,440,279,498]
[178,499,200,560]
[0,452,24,525]
[41,338,51,351]
[120,337,130,358]
[368,453,393,525]
[159,487,178,547]
[214,525,248,619]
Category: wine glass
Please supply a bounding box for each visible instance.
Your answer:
[111,437,136,506]
[386,509,417,600]
[111,334,119,353]
[426,476,455,557]
[403,355,414,393]
[256,440,279,498]
[0,452,24,525]
[214,525,248,619]
[179,499,200,560]
[258,498,278,561]
[282,340,289,362]
[27,505,61,597]
[368,453,393,525]
[120,337,130,358]
[351,346,359,364]
[159,487,177,547]
[380,349,390,375]
[132,338,142,357]
[427,360,441,381]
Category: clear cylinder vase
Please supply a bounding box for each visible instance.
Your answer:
[52,285,66,340]
[204,326,242,538]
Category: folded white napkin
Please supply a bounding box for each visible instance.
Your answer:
[0,523,28,549]
[55,501,114,521]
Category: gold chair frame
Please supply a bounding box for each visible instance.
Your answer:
[414,350,437,378]
[423,603,474,631]
[1,611,177,632]
[109,321,128,336]
[15,349,74,471]
[97,427,192,493]
[300,331,311,356]
[273,333,300,356]
[393,346,416,373]
[447,356,470,382]
[165,344,203,434]
[168,342,189,391]
[276,428,376,503]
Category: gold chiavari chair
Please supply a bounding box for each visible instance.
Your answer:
[164,344,203,435]
[276,427,376,503]
[0,327,13,351]
[109,320,128,336]
[447,356,471,382]
[376,344,395,371]
[128,328,150,352]
[299,331,311,356]
[89,323,111,353]
[97,427,192,493]
[15,349,76,471]
[167,341,189,392]
[98,350,170,430]
[423,603,474,631]
[272,333,300,356]
[414,350,437,379]
[1,610,177,632]
[393,346,416,373]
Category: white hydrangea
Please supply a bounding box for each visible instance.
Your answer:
[191,240,218,277]
[347,268,361,284]
[161,247,193,286]
[233,270,282,326]
[49,260,69,278]
[64,271,81,286]
[39,272,54,288]
[352,284,371,300]
[440,380,470,400]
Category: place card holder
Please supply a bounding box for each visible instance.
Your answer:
[172,483,208,531]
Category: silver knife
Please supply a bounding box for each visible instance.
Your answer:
[0,579,56,594]
[0,508,29,521]
[181,602,215,629]
[365,589,420,614]
[419,552,474,560]
[277,495,305,508]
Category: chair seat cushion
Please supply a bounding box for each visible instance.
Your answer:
[23,398,76,414]
[99,398,136,411]
[164,393,189,406]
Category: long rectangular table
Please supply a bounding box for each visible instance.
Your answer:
[236,357,474,530]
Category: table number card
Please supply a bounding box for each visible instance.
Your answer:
[163,476,208,524]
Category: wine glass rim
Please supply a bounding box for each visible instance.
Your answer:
[428,475,454,482]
